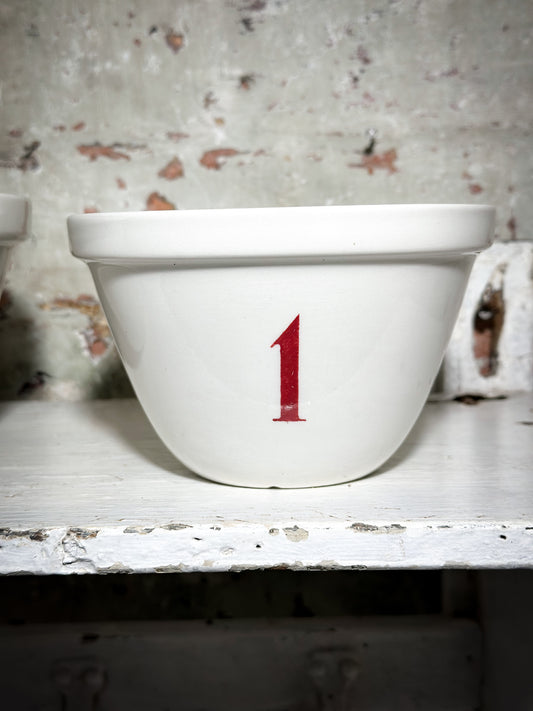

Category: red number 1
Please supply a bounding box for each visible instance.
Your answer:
[271,314,306,422]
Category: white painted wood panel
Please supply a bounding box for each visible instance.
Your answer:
[0,396,532,574]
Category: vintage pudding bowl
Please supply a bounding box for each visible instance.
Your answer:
[68,204,494,488]
[0,194,31,291]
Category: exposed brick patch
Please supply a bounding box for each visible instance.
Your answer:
[146,192,176,210]
[72,121,86,131]
[349,148,398,175]
[77,143,131,161]
[166,29,184,53]
[158,156,184,180]
[199,148,241,170]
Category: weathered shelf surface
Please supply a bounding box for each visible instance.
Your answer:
[0,395,532,574]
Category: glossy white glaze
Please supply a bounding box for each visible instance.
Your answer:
[68,204,494,262]
[68,205,495,487]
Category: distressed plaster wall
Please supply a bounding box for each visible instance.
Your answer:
[0,0,531,400]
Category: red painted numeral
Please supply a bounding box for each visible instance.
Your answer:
[271,314,306,422]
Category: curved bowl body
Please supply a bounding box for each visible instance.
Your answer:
[68,205,495,488]
[0,194,31,290]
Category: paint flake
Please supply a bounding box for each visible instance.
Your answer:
[283,526,309,542]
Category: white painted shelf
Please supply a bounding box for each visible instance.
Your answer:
[0,395,532,574]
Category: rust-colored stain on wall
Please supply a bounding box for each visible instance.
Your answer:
[158,157,184,180]
[473,269,506,377]
[146,192,176,210]
[199,148,241,170]
[40,295,111,361]
[77,143,131,161]
[349,148,398,175]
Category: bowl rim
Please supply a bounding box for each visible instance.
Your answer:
[0,194,32,244]
[68,203,496,263]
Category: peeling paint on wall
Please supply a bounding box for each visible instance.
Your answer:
[473,266,506,378]
[0,0,531,400]
[40,295,111,362]
[438,243,533,397]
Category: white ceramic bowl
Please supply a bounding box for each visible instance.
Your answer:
[69,205,494,488]
[0,194,31,291]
